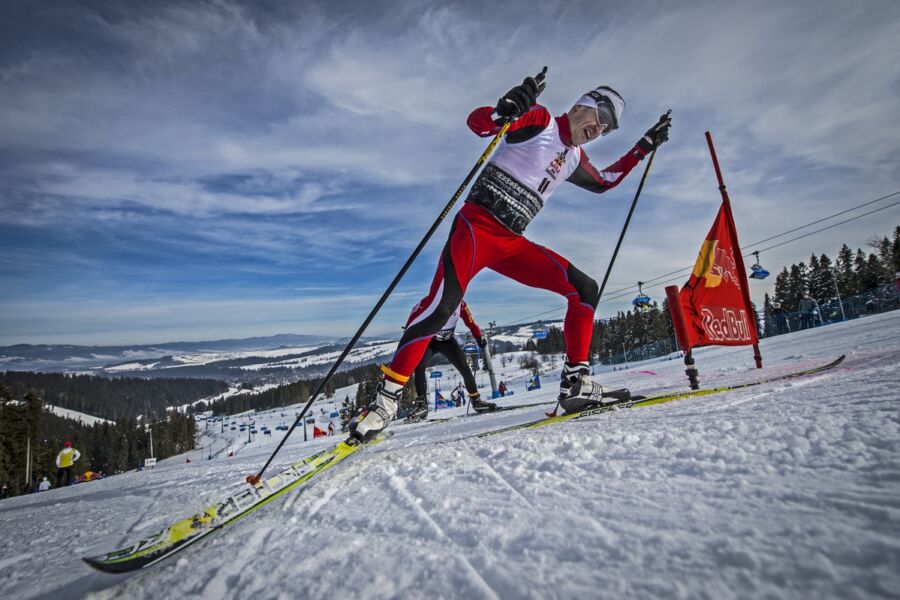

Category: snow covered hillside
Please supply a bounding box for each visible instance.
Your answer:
[1,312,898,599]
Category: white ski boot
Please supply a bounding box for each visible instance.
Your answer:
[350,380,402,443]
[558,362,630,414]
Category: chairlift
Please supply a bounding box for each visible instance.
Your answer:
[749,251,770,280]
[632,281,652,311]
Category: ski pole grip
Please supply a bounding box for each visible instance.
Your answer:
[246,474,260,486]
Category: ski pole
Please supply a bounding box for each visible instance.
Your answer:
[546,112,668,418]
[246,68,548,485]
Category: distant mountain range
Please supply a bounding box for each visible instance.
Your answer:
[0,322,555,383]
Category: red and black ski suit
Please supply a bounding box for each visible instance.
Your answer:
[411,299,483,398]
[381,104,650,387]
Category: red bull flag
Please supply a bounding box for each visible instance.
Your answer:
[667,205,758,350]
[666,132,761,369]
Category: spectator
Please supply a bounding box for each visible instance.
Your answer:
[328,422,335,436]
[56,441,81,486]
[38,477,51,492]
[0,483,8,499]
[768,301,790,336]
[798,290,820,329]
[498,381,508,397]
[895,271,900,297]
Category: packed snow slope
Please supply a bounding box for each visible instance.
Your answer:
[1,312,899,599]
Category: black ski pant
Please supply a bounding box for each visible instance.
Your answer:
[56,466,73,486]
[413,338,478,398]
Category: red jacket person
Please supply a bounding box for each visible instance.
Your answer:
[352,72,671,442]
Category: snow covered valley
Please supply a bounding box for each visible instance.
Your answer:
[1,311,898,599]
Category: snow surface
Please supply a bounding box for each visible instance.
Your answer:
[1,312,899,599]
[45,405,115,426]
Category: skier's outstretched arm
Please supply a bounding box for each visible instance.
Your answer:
[567,112,672,194]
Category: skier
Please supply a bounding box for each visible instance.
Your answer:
[351,71,671,442]
[406,299,497,422]
[56,441,81,486]
[38,476,51,492]
[498,380,508,397]
[798,290,820,330]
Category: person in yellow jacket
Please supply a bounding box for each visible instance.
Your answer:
[56,441,81,486]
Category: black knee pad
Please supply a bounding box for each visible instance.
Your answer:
[567,264,600,309]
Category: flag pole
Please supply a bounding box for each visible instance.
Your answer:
[705,132,763,368]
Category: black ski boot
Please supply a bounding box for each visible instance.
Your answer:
[469,393,498,413]
[558,362,630,414]
[405,395,429,423]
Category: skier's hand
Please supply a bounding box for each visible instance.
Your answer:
[476,336,488,349]
[494,67,548,122]
[637,111,672,153]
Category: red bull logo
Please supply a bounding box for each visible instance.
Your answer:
[701,307,752,342]
[544,149,569,180]
[692,239,739,288]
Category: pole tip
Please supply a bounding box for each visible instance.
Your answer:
[246,474,260,486]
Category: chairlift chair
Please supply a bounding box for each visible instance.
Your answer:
[632,281,652,311]
[749,251,770,280]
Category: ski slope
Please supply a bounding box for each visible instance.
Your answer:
[1,311,898,599]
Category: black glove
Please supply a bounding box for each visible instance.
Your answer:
[494,67,548,122]
[636,112,672,153]
[476,336,487,349]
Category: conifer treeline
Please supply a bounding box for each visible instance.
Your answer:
[0,372,228,420]
[532,302,675,359]
[766,227,899,312]
[533,225,899,357]
[199,363,375,415]
[0,384,196,498]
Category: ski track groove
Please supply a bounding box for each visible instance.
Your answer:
[387,471,501,600]
[459,439,535,509]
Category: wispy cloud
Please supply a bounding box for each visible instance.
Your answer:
[1,0,898,344]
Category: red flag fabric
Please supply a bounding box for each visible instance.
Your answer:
[313,425,328,438]
[671,204,759,351]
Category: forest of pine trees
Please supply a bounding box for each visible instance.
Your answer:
[533,226,899,360]
[765,227,899,313]
[0,384,196,498]
[0,372,228,421]
[531,301,675,362]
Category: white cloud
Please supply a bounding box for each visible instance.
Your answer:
[1,0,899,344]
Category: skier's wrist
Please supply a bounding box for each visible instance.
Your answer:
[634,137,653,157]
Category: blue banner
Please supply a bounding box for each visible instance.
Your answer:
[533,330,548,339]
[434,389,452,410]
[430,370,442,378]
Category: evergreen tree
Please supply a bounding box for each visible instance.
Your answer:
[784,262,809,310]
[835,244,856,295]
[892,226,900,273]
[772,267,789,306]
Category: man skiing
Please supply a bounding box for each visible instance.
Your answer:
[352,70,671,442]
[406,299,497,422]
[56,441,81,486]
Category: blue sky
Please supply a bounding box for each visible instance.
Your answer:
[1,0,899,345]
